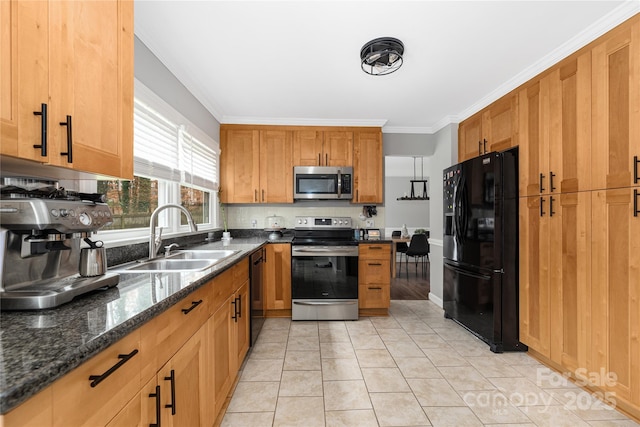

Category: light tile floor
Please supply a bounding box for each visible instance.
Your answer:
[221,300,639,427]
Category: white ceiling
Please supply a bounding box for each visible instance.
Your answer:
[135,1,639,134]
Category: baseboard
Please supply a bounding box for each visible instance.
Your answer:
[428,293,443,308]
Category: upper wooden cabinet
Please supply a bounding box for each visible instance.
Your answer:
[220,127,293,203]
[293,129,352,166]
[458,95,518,162]
[353,130,383,203]
[591,21,640,191]
[0,0,134,179]
[519,53,592,197]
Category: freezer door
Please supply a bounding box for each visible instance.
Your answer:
[443,260,502,351]
[444,152,502,268]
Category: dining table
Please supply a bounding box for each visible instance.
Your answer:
[390,236,411,277]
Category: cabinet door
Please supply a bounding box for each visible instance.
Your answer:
[592,21,640,190]
[591,188,640,405]
[220,129,260,203]
[106,377,158,427]
[259,130,293,203]
[548,192,591,373]
[264,243,291,311]
[548,54,592,194]
[518,80,550,197]
[211,299,234,417]
[458,112,483,162]
[483,95,517,153]
[159,326,206,427]
[1,0,49,162]
[323,131,352,166]
[353,130,383,203]
[292,130,323,166]
[518,196,550,357]
[234,281,250,370]
[48,0,133,178]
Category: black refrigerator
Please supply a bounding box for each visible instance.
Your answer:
[442,147,526,353]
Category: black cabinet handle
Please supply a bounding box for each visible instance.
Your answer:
[325,153,328,165]
[550,196,555,217]
[539,173,545,192]
[254,189,257,202]
[32,103,47,156]
[550,172,556,192]
[59,115,73,163]
[634,156,639,184]
[231,299,237,322]
[540,197,545,217]
[88,349,138,387]
[483,139,487,153]
[262,189,265,202]
[236,295,242,318]
[318,153,321,165]
[181,299,203,315]
[368,262,382,266]
[368,286,382,290]
[164,369,176,415]
[634,189,639,217]
[149,385,161,427]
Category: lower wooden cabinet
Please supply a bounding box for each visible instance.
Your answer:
[358,243,391,314]
[264,243,291,315]
[520,187,640,417]
[2,257,252,427]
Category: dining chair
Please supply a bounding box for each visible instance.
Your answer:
[405,233,429,277]
[391,230,408,276]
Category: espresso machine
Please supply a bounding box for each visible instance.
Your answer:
[0,180,119,310]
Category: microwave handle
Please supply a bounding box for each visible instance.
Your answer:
[337,169,342,198]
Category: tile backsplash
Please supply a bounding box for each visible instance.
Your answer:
[225,205,385,231]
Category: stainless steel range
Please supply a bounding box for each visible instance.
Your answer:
[291,216,358,321]
[0,180,119,310]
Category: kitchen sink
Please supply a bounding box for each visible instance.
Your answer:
[113,250,239,273]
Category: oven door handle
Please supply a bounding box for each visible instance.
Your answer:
[293,301,358,306]
[292,248,358,256]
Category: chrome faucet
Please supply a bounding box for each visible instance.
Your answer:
[164,243,180,258]
[149,204,198,260]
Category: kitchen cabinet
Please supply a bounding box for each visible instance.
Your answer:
[220,127,293,203]
[264,243,292,315]
[51,330,142,427]
[358,243,391,314]
[2,257,252,427]
[591,21,640,191]
[292,129,352,166]
[590,188,640,406]
[519,53,592,197]
[520,192,592,371]
[0,0,133,179]
[353,130,383,203]
[457,95,518,162]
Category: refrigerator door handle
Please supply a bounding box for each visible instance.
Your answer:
[445,262,492,280]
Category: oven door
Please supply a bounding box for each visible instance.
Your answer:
[291,246,358,320]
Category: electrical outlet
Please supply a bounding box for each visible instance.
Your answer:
[251,219,257,228]
[365,219,374,227]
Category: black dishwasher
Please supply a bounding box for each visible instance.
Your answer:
[250,248,265,345]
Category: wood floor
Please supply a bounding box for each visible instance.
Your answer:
[390,258,430,300]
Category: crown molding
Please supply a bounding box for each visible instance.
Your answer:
[221,116,387,128]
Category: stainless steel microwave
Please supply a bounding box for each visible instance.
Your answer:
[293,166,353,200]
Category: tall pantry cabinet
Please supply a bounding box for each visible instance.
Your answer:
[517,14,640,418]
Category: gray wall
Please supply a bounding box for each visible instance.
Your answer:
[427,123,458,306]
[134,36,220,138]
[383,133,436,156]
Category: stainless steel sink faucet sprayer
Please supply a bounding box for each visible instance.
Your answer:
[149,204,198,260]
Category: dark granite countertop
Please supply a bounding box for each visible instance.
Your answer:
[0,236,281,414]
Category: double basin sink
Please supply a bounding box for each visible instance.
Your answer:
[113,249,239,273]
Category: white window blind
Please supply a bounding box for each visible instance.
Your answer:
[132,82,219,192]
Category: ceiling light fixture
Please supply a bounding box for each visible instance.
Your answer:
[360,37,404,76]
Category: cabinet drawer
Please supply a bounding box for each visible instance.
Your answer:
[52,330,141,427]
[233,258,249,286]
[359,284,390,309]
[212,268,235,311]
[359,243,391,260]
[148,283,211,371]
[359,258,391,285]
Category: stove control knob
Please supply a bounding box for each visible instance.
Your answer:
[50,209,59,218]
[59,209,68,217]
